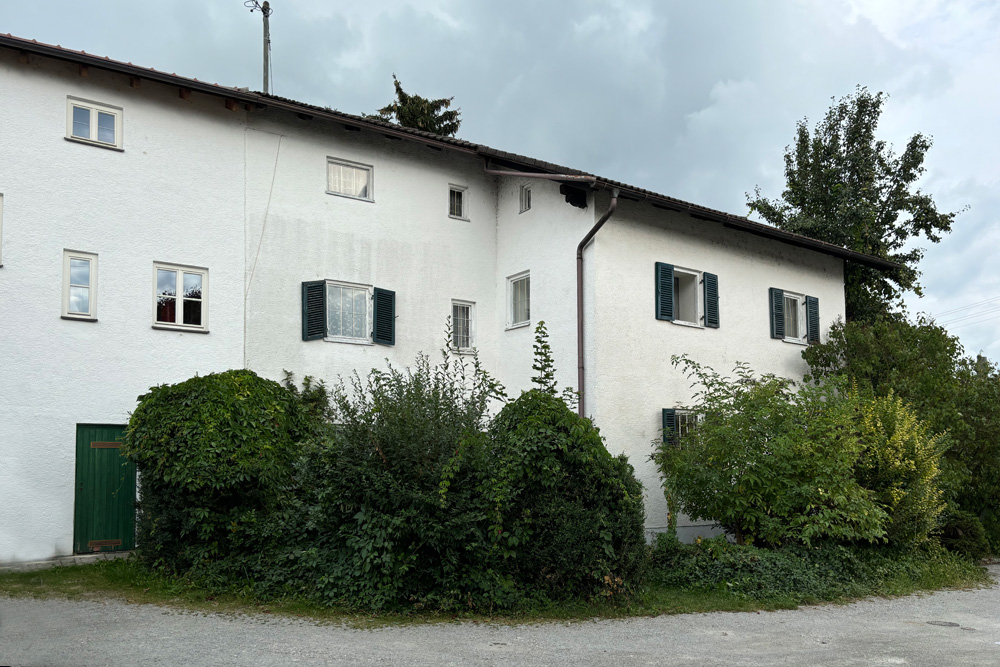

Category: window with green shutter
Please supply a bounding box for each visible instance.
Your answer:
[655,262,674,321]
[656,262,720,328]
[769,287,785,339]
[703,272,719,328]
[806,296,820,343]
[301,281,326,341]
[770,288,819,344]
[373,287,395,346]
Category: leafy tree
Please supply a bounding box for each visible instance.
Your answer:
[747,87,961,322]
[371,74,461,137]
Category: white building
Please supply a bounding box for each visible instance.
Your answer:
[0,34,896,564]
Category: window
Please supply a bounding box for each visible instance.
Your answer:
[508,271,530,328]
[451,300,475,350]
[327,158,372,201]
[654,262,719,328]
[519,185,531,213]
[449,185,467,220]
[769,288,819,344]
[66,97,122,149]
[326,281,371,342]
[153,262,208,331]
[62,250,98,320]
[300,280,395,346]
[662,408,702,445]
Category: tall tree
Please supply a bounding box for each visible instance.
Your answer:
[371,74,461,137]
[747,87,961,322]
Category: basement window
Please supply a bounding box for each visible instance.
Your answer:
[66,97,122,149]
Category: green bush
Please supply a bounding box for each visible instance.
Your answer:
[122,369,312,573]
[939,508,991,561]
[654,357,887,547]
[803,316,1000,555]
[649,533,985,603]
[489,388,647,601]
[854,392,946,545]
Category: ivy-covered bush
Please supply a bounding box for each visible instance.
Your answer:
[122,369,311,573]
[489,389,647,600]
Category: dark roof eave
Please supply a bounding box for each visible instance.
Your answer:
[0,33,901,272]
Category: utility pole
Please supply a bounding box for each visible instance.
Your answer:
[246,0,273,94]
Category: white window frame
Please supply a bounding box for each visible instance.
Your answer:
[449,184,468,221]
[66,96,123,150]
[672,267,703,327]
[62,249,98,321]
[152,261,209,332]
[507,270,530,329]
[326,157,374,202]
[324,279,373,345]
[675,410,702,439]
[519,185,531,213]
[782,291,807,344]
[451,299,476,352]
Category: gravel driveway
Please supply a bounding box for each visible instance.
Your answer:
[2,566,998,666]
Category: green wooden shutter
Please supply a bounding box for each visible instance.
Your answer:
[805,295,820,344]
[373,287,395,345]
[301,281,326,341]
[662,408,677,444]
[703,272,719,328]
[769,287,784,339]
[655,262,674,321]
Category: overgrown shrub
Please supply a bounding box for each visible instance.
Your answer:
[654,356,947,548]
[653,356,887,547]
[489,389,647,600]
[122,369,312,573]
[854,392,946,545]
[803,316,1000,554]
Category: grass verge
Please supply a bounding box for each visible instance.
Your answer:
[0,552,990,627]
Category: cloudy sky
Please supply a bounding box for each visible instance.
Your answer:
[6,0,999,357]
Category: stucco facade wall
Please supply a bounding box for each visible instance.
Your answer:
[241,111,503,388]
[589,198,846,537]
[0,52,246,563]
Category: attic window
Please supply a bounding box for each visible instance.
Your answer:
[66,97,122,150]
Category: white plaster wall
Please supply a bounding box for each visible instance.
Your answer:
[589,199,846,537]
[494,178,595,397]
[242,112,501,390]
[0,52,246,563]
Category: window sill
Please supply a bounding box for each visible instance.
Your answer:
[672,320,704,329]
[64,136,124,152]
[506,321,531,331]
[152,324,209,334]
[782,338,808,346]
[324,336,374,346]
[450,347,476,355]
[325,191,374,203]
[448,215,470,222]
[61,315,98,322]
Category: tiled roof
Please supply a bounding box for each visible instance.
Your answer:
[0,33,899,271]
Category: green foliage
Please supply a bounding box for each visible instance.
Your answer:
[655,356,947,548]
[370,74,461,137]
[126,324,647,611]
[121,370,312,572]
[854,392,946,545]
[654,356,887,547]
[530,320,557,394]
[748,87,961,322]
[803,317,1000,554]
[649,534,985,603]
[489,388,647,601]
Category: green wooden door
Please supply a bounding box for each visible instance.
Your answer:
[74,424,136,554]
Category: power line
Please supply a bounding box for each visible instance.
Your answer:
[947,312,1000,331]
[931,294,1000,319]
[938,304,1000,326]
